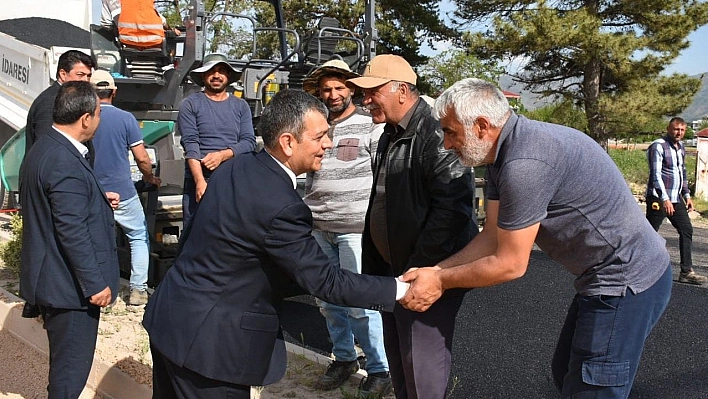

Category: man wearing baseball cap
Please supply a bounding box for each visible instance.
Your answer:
[90,69,162,306]
[348,54,477,399]
[179,53,256,230]
[303,60,391,397]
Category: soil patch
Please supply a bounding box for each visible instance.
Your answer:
[0,270,368,398]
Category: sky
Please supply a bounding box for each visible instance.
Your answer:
[663,24,708,76]
[91,0,708,76]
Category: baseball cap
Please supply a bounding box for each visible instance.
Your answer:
[347,54,417,89]
[302,59,360,95]
[189,53,242,86]
[90,70,117,90]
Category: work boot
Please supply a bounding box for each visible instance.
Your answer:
[357,371,393,398]
[128,289,149,306]
[314,360,359,390]
[679,270,708,285]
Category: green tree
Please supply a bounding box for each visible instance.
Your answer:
[274,0,457,65]
[160,0,260,59]
[521,100,587,133]
[698,119,708,131]
[161,0,459,66]
[454,0,708,145]
[417,48,504,96]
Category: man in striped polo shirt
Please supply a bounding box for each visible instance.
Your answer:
[646,117,707,285]
[303,60,391,398]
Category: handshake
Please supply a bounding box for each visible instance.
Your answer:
[396,266,444,312]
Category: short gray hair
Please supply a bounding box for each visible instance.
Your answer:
[390,81,418,95]
[433,78,511,128]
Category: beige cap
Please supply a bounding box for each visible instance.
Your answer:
[347,54,417,89]
[90,69,117,90]
[302,59,360,95]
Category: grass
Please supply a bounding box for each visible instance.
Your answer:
[609,148,708,215]
[608,149,649,191]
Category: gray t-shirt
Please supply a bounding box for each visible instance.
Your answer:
[486,114,669,296]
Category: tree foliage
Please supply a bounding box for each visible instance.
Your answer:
[160,0,459,66]
[521,100,587,133]
[453,0,708,144]
[273,0,456,65]
[417,49,504,95]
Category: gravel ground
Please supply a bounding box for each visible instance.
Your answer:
[0,17,90,49]
[0,330,97,399]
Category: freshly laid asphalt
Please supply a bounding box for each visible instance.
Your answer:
[280,221,708,399]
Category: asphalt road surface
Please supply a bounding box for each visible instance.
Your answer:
[280,221,708,399]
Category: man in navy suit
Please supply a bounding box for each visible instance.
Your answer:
[143,89,409,398]
[20,81,121,398]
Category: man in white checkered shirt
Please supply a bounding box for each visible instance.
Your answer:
[646,116,707,285]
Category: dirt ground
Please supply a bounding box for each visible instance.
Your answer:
[0,273,367,399]
[5,215,704,398]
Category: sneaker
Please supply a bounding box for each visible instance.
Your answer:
[314,360,359,390]
[128,289,149,306]
[679,270,708,285]
[357,372,393,398]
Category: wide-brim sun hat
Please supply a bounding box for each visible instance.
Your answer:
[189,53,241,87]
[303,59,360,95]
[347,54,417,89]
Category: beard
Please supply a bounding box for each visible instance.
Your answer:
[326,96,352,114]
[458,128,494,167]
[205,78,227,93]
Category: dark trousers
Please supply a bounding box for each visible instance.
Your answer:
[382,295,464,399]
[551,264,672,398]
[181,171,212,233]
[646,195,693,273]
[151,343,250,399]
[41,305,101,399]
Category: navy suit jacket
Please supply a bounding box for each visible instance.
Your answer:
[19,128,119,309]
[143,150,397,386]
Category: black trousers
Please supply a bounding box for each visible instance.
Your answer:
[41,305,100,399]
[151,343,251,399]
[646,195,693,273]
[382,295,464,399]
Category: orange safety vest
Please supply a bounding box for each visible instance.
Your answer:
[117,0,165,48]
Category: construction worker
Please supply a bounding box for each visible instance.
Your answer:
[103,0,178,48]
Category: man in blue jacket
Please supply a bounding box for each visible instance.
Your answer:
[144,89,409,399]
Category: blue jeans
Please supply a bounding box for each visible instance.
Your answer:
[313,230,389,374]
[551,264,672,398]
[114,195,150,291]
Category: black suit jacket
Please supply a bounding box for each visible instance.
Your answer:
[19,128,119,309]
[25,82,59,152]
[143,150,397,386]
[25,82,94,164]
